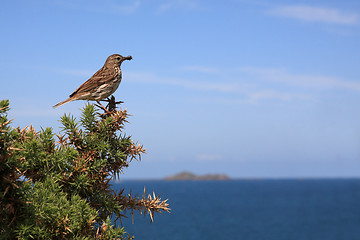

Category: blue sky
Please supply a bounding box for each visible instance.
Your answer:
[1,0,360,178]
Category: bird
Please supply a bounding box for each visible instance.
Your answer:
[53,54,132,109]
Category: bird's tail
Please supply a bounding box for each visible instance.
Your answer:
[53,98,74,108]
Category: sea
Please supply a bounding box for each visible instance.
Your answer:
[113,179,360,240]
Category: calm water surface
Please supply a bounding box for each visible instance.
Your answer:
[113,179,360,240]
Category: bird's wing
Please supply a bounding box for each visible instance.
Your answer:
[69,67,116,98]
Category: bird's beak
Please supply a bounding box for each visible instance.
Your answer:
[123,56,132,61]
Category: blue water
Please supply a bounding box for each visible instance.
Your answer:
[113,179,360,240]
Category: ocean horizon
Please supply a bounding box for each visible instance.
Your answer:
[116,176,360,181]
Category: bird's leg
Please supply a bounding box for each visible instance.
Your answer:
[100,97,113,110]
[95,101,111,114]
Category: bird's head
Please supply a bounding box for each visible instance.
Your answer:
[105,54,132,67]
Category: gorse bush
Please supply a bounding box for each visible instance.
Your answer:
[0,99,169,239]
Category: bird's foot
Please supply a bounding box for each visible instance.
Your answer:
[101,96,123,112]
[95,101,112,115]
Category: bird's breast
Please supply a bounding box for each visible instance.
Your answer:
[113,68,122,85]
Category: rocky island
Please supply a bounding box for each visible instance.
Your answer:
[164,171,231,181]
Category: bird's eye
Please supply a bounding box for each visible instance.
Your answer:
[117,57,121,60]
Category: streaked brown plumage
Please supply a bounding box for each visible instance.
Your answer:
[53,54,132,108]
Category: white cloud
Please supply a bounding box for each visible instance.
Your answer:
[267,5,358,25]
[126,71,241,92]
[127,71,284,105]
[248,90,312,102]
[181,65,219,74]
[196,154,223,161]
[52,0,141,14]
[126,67,360,105]
[238,67,360,92]
[113,0,140,14]
[158,0,199,12]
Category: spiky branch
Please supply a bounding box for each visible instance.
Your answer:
[0,99,170,239]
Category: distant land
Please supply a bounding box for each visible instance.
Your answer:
[164,171,231,181]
